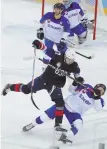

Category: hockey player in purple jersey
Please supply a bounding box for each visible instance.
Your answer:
[63,0,93,46]
[22,81,106,144]
[36,3,71,57]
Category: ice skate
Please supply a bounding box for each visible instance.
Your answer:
[55,124,67,133]
[22,123,35,132]
[2,84,11,96]
[58,133,72,144]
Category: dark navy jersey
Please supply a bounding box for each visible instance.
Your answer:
[42,52,80,88]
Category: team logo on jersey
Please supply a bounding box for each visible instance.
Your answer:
[79,94,91,105]
[56,62,61,68]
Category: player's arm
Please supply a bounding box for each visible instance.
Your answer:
[78,5,84,17]
[68,77,84,94]
[37,12,51,40]
[63,18,70,34]
[72,2,93,29]
[72,62,81,78]
[68,61,84,93]
[94,98,105,111]
[39,12,51,24]
[76,3,94,30]
[62,17,77,47]
[32,39,57,65]
[71,2,84,16]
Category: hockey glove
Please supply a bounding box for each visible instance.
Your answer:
[81,18,88,28]
[93,88,101,100]
[72,77,84,86]
[32,40,45,50]
[57,38,67,53]
[37,28,44,40]
[81,18,94,30]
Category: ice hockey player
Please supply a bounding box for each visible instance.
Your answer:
[2,39,84,130]
[36,3,72,57]
[22,80,106,144]
[62,0,94,45]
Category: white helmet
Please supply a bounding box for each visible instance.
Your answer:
[63,0,72,8]
[65,49,76,64]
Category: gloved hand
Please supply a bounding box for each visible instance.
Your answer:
[72,77,84,86]
[93,88,101,100]
[81,18,94,30]
[32,39,45,50]
[37,28,44,40]
[57,38,67,53]
[81,17,88,28]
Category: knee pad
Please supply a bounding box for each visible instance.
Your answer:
[72,119,83,135]
[66,119,83,141]
[21,84,31,94]
[36,112,51,124]
[78,31,88,44]
[53,98,64,107]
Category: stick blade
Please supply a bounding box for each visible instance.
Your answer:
[88,54,95,59]
[48,145,60,149]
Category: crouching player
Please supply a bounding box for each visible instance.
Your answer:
[63,0,94,46]
[22,79,106,144]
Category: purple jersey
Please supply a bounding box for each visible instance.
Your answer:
[40,12,70,43]
[63,2,84,28]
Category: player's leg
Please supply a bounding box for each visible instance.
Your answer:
[65,30,76,47]
[78,30,88,44]
[59,107,83,143]
[23,105,56,132]
[72,24,88,44]
[2,75,45,96]
[44,38,54,49]
[50,87,65,128]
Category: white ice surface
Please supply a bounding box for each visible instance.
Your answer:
[1,0,107,149]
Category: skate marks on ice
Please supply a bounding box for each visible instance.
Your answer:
[76,39,107,50]
[3,21,40,35]
[1,127,59,149]
[1,67,33,77]
[1,122,107,149]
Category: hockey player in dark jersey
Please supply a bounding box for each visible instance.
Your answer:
[2,39,84,129]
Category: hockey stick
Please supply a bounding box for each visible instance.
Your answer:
[38,58,87,89]
[75,51,94,59]
[23,51,94,61]
[31,48,40,110]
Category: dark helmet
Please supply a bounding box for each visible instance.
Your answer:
[94,84,106,95]
[54,3,65,11]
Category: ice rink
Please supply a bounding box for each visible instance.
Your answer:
[1,0,107,149]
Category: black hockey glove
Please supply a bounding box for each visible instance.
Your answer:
[72,77,84,86]
[93,88,101,100]
[81,18,88,28]
[32,39,45,50]
[57,38,67,53]
[37,28,44,40]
